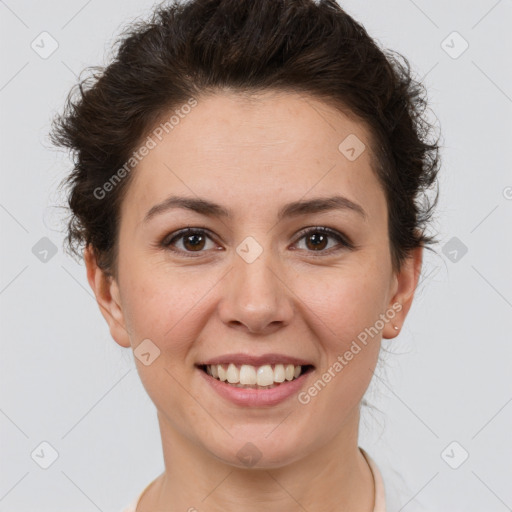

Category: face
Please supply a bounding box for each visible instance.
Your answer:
[86,90,421,468]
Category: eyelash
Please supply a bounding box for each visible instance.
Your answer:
[160,226,354,258]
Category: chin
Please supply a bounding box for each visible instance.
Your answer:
[205,431,308,470]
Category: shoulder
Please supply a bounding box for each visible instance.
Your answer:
[119,502,137,512]
[365,450,431,512]
[360,447,387,512]
[120,480,153,512]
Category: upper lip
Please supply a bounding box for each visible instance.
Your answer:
[196,353,314,367]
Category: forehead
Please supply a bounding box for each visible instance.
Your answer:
[121,91,386,226]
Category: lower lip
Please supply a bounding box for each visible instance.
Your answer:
[197,367,313,407]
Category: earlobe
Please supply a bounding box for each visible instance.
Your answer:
[83,245,132,348]
[382,246,423,339]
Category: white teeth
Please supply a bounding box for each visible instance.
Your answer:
[218,365,227,382]
[204,363,307,386]
[274,364,285,383]
[240,364,257,385]
[284,364,295,381]
[226,363,239,384]
[256,365,274,386]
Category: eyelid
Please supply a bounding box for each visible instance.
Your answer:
[160,226,354,257]
[292,226,354,251]
[161,227,219,256]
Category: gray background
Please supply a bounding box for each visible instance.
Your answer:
[1,0,511,510]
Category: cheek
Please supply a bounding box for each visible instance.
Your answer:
[296,263,388,342]
[119,269,209,421]
[120,266,218,352]
[297,274,384,415]
[290,282,383,440]
[293,265,386,396]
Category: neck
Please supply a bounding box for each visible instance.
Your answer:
[138,407,374,512]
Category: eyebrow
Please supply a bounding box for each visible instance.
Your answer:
[143,194,367,223]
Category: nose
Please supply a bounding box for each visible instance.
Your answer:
[217,246,294,335]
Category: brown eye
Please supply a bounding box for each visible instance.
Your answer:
[181,232,206,251]
[294,227,352,254]
[162,228,217,256]
[304,232,329,251]
[161,226,353,258]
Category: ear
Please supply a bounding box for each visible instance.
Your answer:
[84,245,131,348]
[382,245,423,339]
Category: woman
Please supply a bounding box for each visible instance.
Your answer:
[50,0,441,510]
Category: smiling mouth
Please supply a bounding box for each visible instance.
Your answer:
[196,363,315,389]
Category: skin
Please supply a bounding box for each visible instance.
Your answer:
[85,90,422,512]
